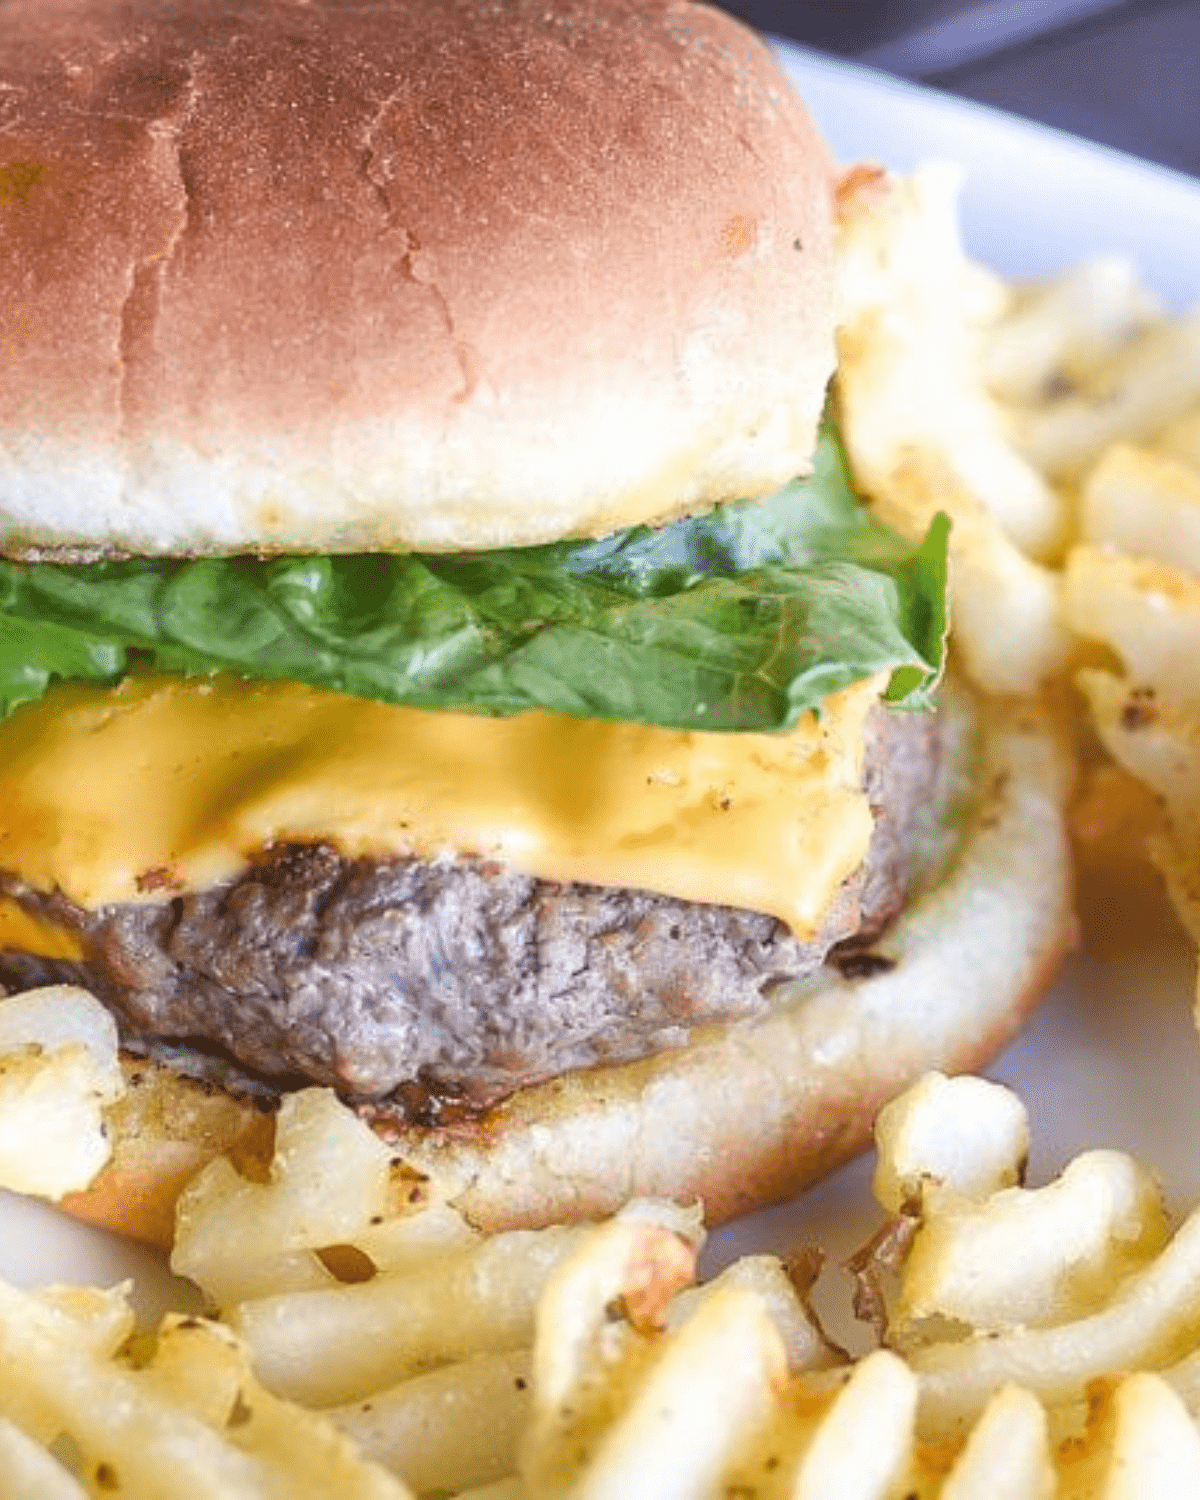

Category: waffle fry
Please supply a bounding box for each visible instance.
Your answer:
[1079,443,1200,571]
[980,257,1159,406]
[988,245,1200,1020]
[0,1279,409,1499]
[13,1069,1200,1494]
[872,1070,1030,1214]
[1016,310,1200,481]
[0,987,124,1200]
[895,1150,1168,1343]
[172,1088,482,1307]
[835,166,1074,698]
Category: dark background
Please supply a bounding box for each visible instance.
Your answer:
[721,1,1200,180]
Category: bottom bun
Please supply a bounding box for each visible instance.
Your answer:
[62,690,1075,1247]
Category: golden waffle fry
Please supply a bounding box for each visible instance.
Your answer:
[0,1280,408,1499]
[1016,310,1200,481]
[981,257,1159,406]
[872,1071,1030,1214]
[836,169,1074,694]
[0,988,124,1201]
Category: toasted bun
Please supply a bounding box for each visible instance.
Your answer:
[61,693,1075,1246]
[0,0,837,560]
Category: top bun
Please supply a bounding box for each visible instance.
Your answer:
[0,0,838,559]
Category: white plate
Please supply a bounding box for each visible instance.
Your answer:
[3,43,1200,1335]
[779,41,1200,311]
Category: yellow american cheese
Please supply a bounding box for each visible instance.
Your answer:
[0,672,881,943]
[0,897,85,960]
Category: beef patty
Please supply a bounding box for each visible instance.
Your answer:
[0,703,939,1113]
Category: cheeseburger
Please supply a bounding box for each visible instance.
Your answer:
[0,0,1072,1243]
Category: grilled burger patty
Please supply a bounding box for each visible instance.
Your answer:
[0,703,938,1111]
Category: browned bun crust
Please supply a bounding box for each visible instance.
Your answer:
[0,0,836,559]
[62,695,1074,1247]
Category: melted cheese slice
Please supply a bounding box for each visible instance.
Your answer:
[0,898,85,961]
[0,673,882,940]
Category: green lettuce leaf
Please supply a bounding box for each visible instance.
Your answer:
[0,417,948,731]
